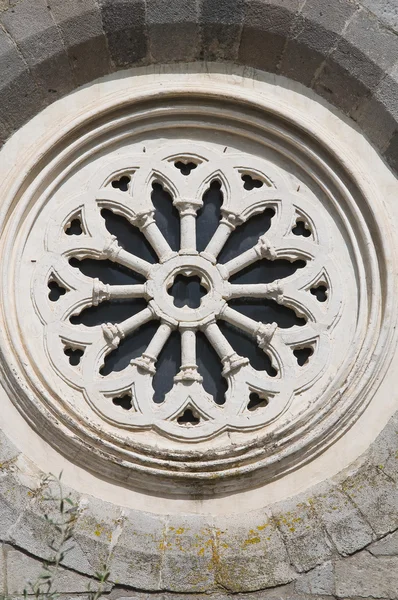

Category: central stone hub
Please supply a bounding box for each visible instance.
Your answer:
[148,253,226,325]
[168,271,208,309]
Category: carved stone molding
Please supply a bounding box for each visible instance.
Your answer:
[0,68,395,494]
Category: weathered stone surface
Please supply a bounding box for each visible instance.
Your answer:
[0,27,43,144]
[295,562,334,595]
[385,131,398,173]
[0,471,33,540]
[0,546,5,597]
[360,0,398,33]
[8,478,92,577]
[213,510,295,592]
[0,430,19,466]
[161,514,216,592]
[315,9,398,113]
[342,465,398,537]
[1,0,74,100]
[368,530,398,556]
[147,0,199,62]
[6,548,99,596]
[272,495,333,573]
[199,0,244,61]
[97,0,148,67]
[366,409,398,482]
[311,482,374,555]
[239,0,300,74]
[280,0,358,86]
[335,550,398,598]
[109,509,164,590]
[71,495,122,577]
[47,0,111,86]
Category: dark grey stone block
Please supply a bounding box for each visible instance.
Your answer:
[1,0,74,100]
[315,8,398,112]
[239,0,301,74]
[385,131,398,178]
[0,27,43,144]
[199,0,244,61]
[98,0,148,67]
[280,0,359,86]
[48,0,111,87]
[147,0,199,62]
[358,61,398,151]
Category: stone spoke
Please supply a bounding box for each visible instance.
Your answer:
[92,279,150,305]
[202,319,249,377]
[99,235,153,278]
[131,210,174,262]
[175,327,202,382]
[132,321,174,374]
[218,234,277,278]
[102,306,156,349]
[219,306,277,350]
[226,281,284,301]
[174,199,202,253]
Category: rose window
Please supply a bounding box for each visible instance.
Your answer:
[30,143,346,441]
[0,77,389,491]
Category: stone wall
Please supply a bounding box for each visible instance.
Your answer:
[1,0,398,598]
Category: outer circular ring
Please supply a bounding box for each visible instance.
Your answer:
[0,68,394,494]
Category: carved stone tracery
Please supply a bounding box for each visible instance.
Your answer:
[31,144,346,441]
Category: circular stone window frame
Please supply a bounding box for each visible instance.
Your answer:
[0,64,397,497]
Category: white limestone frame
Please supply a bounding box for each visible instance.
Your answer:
[0,64,396,496]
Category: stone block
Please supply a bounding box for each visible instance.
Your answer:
[0,546,5,597]
[0,28,43,144]
[8,479,92,577]
[0,471,33,540]
[341,465,398,537]
[360,0,398,33]
[0,430,19,466]
[1,0,74,101]
[213,511,295,592]
[109,508,165,590]
[147,0,199,62]
[365,410,398,481]
[335,550,398,598]
[295,561,334,595]
[315,9,398,113]
[6,548,98,596]
[98,0,148,67]
[385,131,398,174]
[47,0,111,86]
[161,514,216,592]
[199,0,244,61]
[280,0,358,86]
[368,530,398,556]
[71,494,122,577]
[239,0,301,74]
[272,494,333,573]
[311,482,374,555]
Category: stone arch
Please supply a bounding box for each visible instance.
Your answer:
[0,0,397,171]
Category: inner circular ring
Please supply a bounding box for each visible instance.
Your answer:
[148,253,226,325]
